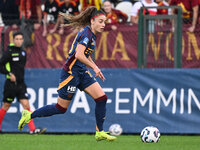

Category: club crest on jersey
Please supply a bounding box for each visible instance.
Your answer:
[25,93,29,97]
[83,37,89,45]
[67,86,76,93]
[22,51,26,56]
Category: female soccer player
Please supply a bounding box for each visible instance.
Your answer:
[18,6,116,141]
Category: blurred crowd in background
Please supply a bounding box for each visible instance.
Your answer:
[0,0,199,37]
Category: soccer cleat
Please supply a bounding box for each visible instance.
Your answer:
[95,131,117,141]
[18,110,31,131]
[30,128,47,135]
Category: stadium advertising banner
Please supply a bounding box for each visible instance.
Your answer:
[0,26,3,43]
[3,24,200,68]
[0,69,200,134]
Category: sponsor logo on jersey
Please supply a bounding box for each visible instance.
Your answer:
[12,57,19,61]
[25,93,29,97]
[67,86,76,93]
[83,37,89,45]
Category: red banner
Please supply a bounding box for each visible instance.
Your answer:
[0,26,3,46]
[3,24,200,68]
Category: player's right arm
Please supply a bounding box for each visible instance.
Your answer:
[0,50,16,82]
[75,44,105,82]
[0,50,11,74]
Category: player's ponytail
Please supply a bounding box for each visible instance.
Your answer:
[60,6,105,30]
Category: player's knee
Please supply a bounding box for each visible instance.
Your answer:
[56,103,67,114]
[94,95,107,102]
[2,102,11,111]
[23,105,30,110]
[20,99,30,110]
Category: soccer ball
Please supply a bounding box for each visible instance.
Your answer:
[109,124,123,136]
[140,126,160,143]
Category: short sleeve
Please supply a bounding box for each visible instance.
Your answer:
[79,36,90,47]
[0,49,11,74]
[191,0,199,7]
[78,30,92,47]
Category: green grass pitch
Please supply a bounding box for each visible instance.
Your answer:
[0,134,200,150]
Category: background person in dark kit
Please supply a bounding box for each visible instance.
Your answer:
[0,31,46,134]
[50,0,79,35]
[16,0,43,48]
[0,0,20,28]
[42,0,60,37]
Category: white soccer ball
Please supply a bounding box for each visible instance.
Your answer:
[109,124,123,136]
[140,126,160,143]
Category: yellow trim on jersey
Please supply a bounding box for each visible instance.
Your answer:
[88,48,94,51]
[85,70,93,78]
[80,0,102,10]
[57,75,74,90]
[69,35,78,54]
[67,35,78,74]
[68,58,77,74]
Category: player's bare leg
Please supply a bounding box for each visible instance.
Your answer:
[57,97,71,109]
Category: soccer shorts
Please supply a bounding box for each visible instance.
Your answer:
[3,80,29,103]
[57,68,97,100]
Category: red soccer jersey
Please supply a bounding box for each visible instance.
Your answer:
[30,0,41,21]
[170,0,198,11]
[16,0,41,21]
[170,0,198,18]
[106,9,128,24]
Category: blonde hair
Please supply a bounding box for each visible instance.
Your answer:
[60,6,105,30]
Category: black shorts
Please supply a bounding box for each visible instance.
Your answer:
[3,80,28,103]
